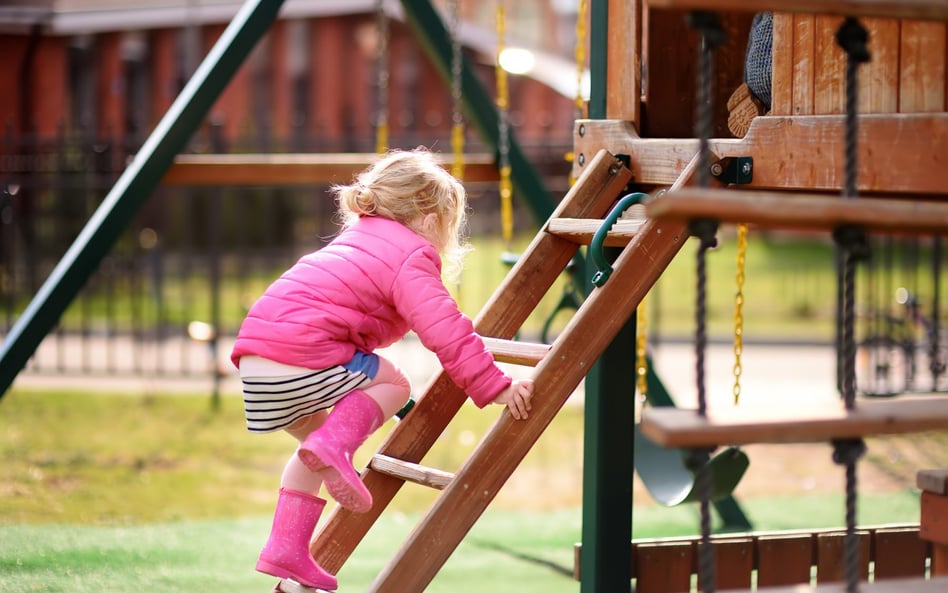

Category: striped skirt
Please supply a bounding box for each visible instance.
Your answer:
[239,355,376,433]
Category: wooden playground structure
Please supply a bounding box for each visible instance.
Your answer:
[1,0,948,592]
[294,1,948,592]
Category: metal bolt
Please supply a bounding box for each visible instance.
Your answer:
[710,162,723,176]
[742,161,753,175]
[577,153,585,166]
[578,123,586,137]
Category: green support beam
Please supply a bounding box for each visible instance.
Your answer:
[0,0,286,397]
[581,251,636,593]
[399,0,556,224]
[581,2,635,592]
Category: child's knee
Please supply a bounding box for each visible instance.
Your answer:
[376,357,412,395]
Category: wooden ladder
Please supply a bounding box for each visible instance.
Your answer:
[265,149,691,593]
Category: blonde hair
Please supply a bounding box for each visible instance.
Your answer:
[333,148,471,280]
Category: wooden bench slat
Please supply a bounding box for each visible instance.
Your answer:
[639,396,948,447]
[815,531,871,583]
[757,534,814,587]
[547,217,646,246]
[634,542,694,593]
[718,576,948,592]
[368,454,453,490]
[873,527,930,579]
[714,538,755,590]
[162,152,499,186]
[645,189,948,235]
[482,337,551,366]
[646,0,948,21]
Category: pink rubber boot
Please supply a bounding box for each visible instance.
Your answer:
[256,488,338,591]
[297,390,384,513]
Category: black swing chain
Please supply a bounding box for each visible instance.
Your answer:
[687,11,726,593]
[833,17,871,593]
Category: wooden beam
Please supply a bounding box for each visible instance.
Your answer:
[645,188,948,234]
[573,114,948,194]
[606,0,642,123]
[161,152,499,186]
[639,396,948,447]
[647,0,948,21]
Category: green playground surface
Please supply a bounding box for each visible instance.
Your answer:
[0,388,930,593]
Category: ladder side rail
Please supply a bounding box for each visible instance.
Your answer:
[310,149,634,571]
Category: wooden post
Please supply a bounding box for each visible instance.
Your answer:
[918,469,948,576]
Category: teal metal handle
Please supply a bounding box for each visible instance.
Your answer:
[590,192,649,287]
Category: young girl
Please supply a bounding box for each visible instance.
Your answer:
[231,148,534,591]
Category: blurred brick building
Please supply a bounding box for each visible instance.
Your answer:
[0,0,579,158]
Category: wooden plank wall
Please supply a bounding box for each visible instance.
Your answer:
[643,8,754,138]
[771,14,948,115]
[573,524,931,590]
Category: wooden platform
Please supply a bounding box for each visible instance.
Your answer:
[645,189,948,235]
[639,396,948,447]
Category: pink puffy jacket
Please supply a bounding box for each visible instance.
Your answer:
[230,215,511,408]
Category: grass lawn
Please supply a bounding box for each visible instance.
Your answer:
[0,388,933,593]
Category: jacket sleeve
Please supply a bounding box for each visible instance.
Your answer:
[391,247,511,407]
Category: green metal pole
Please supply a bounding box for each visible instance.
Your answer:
[580,2,635,591]
[0,0,285,398]
[398,0,556,225]
[581,250,636,593]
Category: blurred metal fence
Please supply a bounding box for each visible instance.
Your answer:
[0,126,569,386]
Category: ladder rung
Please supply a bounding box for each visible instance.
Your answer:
[717,576,948,593]
[482,337,551,366]
[640,396,948,448]
[645,189,948,235]
[547,217,645,246]
[645,0,948,21]
[369,454,454,490]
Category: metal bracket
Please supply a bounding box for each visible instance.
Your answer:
[711,156,753,185]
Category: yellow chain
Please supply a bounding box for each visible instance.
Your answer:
[636,296,648,399]
[375,122,389,155]
[495,3,508,113]
[496,1,513,246]
[567,0,588,188]
[732,223,747,405]
[449,0,464,180]
[499,166,513,243]
[452,123,465,180]
[374,0,389,154]
[574,0,587,114]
